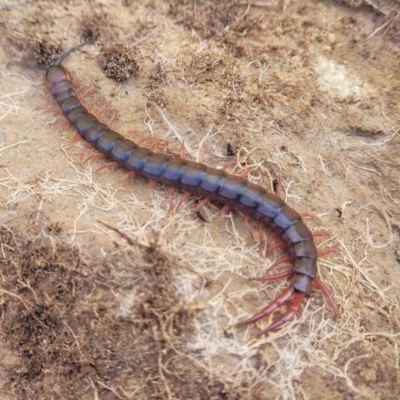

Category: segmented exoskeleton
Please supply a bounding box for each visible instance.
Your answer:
[45,44,337,334]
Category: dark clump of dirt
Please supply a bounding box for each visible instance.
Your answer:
[29,38,63,66]
[0,226,234,399]
[99,45,138,82]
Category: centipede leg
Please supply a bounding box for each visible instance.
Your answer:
[197,143,206,163]
[86,97,100,112]
[244,214,254,240]
[67,133,81,148]
[251,270,292,282]
[96,104,109,118]
[193,197,210,213]
[83,152,104,164]
[265,231,280,256]
[149,139,166,152]
[266,240,286,255]
[318,245,339,258]
[76,86,94,100]
[162,141,169,155]
[55,119,70,130]
[221,157,238,171]
[96,162,120,172]
[175,192,191,211]
[180,141,185,159]
[256,171,265,187]
[137,136,153,146]
[312,278,337,316]
[267,256,291,271]
[218,204,231,225]
[274,177,283,197]
[259,292,305,334]
[108,110,118,127]
[300,212,318,220]
[236,286,294,326]
[239,167,253,178]
[45,106,62,114]
[146,180,157,199]
[118,171,136,188]
[258,222,265,244]
[168,187,175,210]
[80,142,92,159]
[311,231,330,238]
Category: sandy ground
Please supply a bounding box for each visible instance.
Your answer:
[0,0,400,399]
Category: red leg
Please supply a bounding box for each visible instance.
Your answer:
[175,191,191,211]
[86,97,100,112]
[218,204,231,225]
[251,270,292,282]
[80,142,92,160]
[221,157,237,171]
[258,222,265,244]
[274,177,283,197]
[67,133,81,148]
[146,180,157,199]
[162,141,169,155]
[236,286,294,325]
[256,172,265,187]
[118,171,136,188]
[83,152,104,164]
[137,136,154,146]
[148,139,162,151]
[43,92,55,102]
[266,241,286,255]
[312,231,330,238]
[244,214,254,240]
[265,231,279,256]
[239,167,253,178]
[96,161,119,172]
[180,141,186,159]
[168,187,175,210]
[300,212,318,220]
[318,245,339,258]
[312,278,337,317]
[76,86,94,100]
[192,197,210,213]
[96,104,109,118]
[198,143,206,163]
[55,120,70,130]
[126,129,140,139]
[108,110,118,127]
[267,256,291,271]
[259,292,305,334]
[45,106,62,114]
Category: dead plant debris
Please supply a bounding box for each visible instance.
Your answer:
[0,226,235,399]
[98,45,138,82]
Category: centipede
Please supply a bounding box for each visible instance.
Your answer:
[45,43,337,334]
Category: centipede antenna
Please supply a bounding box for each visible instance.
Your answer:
[54,41,93,66]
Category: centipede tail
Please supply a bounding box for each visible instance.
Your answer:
[45,45,337,333]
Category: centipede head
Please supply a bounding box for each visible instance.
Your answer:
[44,41,94,85]
[46,65,71,85]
